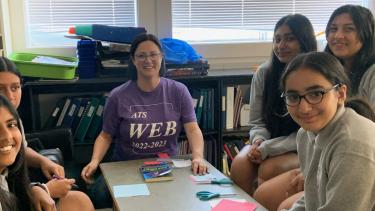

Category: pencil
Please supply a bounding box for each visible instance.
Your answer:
[52,174,79,189]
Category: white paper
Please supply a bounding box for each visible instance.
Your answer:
[190,173,216,182]
[172,159,192,168]
[113,184,150,198]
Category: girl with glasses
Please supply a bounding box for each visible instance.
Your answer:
[279,51,375,210]
[81,33,207,208]
[230,14,317,205]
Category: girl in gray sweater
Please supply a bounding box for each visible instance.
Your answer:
[280,51,375,211]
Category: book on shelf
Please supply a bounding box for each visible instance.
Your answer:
[55,97,72,127]
[85,96,107,141]
[201,89,208,130]
[71,97,90,134]
[223,143,234,161]
[222,152,230,176]
[43,97,67,129]
[61,97,82,128]
[240,104,251,127]
[139,161,174,183]
[74,97,100,142]
[225,86,234,129]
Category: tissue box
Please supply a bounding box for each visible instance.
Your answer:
[9,53,77,79]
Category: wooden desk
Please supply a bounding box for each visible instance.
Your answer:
[100,159,267,211]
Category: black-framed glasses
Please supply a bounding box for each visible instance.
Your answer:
[281,84,341,107]
[134,52,162,62]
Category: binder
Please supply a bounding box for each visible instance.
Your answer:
[74,97,100,142]
[194,89,204,126]
[56,97,72,127]
[71,97,90,134]
[43,98,66,129]
[85,96,107,141]
[62,97,81,128]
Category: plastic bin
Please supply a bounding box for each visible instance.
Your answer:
[9,53,77,79]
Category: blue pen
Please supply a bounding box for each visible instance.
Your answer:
[53,174,79,189]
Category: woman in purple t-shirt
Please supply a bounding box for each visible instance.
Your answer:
[81,33,207,208]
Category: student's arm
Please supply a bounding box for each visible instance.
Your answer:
[184,122,207,175]
[31,185,57,211]
[358,64,375,109]
[81,131,112,184]
[257,132,298,160]
[25,147,65,179]
[319,142,375,211]
[285,194,306,211]
[249,64,271,144]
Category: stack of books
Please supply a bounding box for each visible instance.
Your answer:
[139,161,174,183]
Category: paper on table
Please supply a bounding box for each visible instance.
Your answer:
[113,184,150,198]
[212,199,257,211]
[209,198,247,208]
[190,173,216,182]
[172,159,192,168]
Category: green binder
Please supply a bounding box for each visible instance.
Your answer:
[74,97,100,142]
[85,96,107,141]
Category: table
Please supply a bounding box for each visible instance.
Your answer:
[100,159,267,211]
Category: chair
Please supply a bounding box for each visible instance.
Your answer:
[25,127,74,182]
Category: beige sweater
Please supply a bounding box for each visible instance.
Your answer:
[290,106,375,211]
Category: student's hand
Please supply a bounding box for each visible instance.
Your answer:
[191,157,208,175]
[286,168,304,197]
[40,158,65,180]
[81,161,99,184]
[46,178,76,198]
[31,185,57,211]
[248,139,263,164]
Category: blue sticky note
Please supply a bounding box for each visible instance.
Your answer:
[113,184,150,198]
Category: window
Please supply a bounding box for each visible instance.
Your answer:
[172,0,368,43]
[24,0,137,47]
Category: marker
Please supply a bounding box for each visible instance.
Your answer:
[52,174,79,189]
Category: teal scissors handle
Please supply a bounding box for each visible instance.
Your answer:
[196,191,220,201]
[196,191,236,201]
[211,178,234,185]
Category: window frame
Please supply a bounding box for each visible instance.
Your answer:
[3,0,375,70]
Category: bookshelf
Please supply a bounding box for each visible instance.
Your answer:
[19,69,253,168]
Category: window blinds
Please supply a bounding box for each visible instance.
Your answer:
[25,0,136,47]
[172,0,367,42]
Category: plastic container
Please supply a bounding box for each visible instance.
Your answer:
[9,53,77,79]
[68,24,147,44]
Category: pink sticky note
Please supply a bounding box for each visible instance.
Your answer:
[212,199,257,211]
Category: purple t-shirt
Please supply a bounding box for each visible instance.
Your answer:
[103,77,197,161]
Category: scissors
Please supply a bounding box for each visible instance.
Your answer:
[196,191,237,201]
[195,178,234,185]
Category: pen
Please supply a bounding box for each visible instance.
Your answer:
[52,174,79,189]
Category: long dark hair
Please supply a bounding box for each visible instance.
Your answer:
[345,97,375,122]
[262,14,317,138]
[0,95,34,211]
[128,33,166,81]
[280,52,350,97]
[0,57,22,83]
[324,4,375,94]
